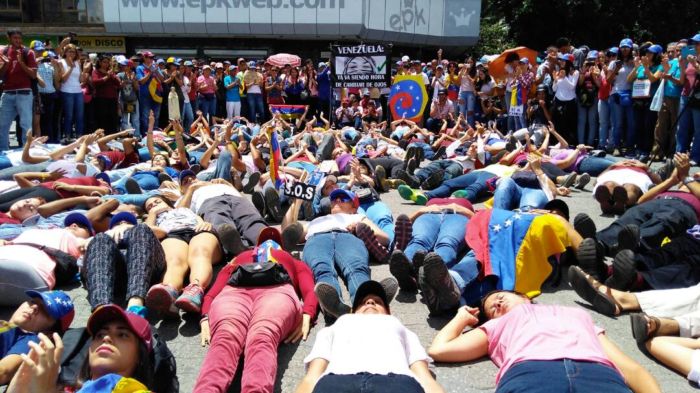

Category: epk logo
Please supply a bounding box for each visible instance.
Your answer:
[389,0,426,32]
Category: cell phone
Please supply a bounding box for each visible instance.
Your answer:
[682,46,697,60]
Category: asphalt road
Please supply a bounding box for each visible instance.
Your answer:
[2,163,699,392]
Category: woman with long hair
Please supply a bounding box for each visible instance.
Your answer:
[284,67,305,105]
[629,43,664,161]
[59,44,87,138]
[552,53,580,143]
[608,39,637,156]
[92,55,122,134]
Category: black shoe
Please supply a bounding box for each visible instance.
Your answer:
[431,146,446,161]
[574,173,591,190]
[393,214,413,251]
[605,250,638,291]
[252,190,266,217]
[576,238,606,281]
[397,169,420,188]
[573,213,597,239]
[419,252,461,315]
[282,222,304,249]
[415,146,425,163]
[216,223,247,256]
[374,165,387,193]
[406,158,418,175]
[413,250,426,271]
[314,282,350,318]
[264,187,283,223]
[157,172,173,184]
[189,164,202,174]
[403,146,417,167]
[420,170,444,190]
[379,277,399,305]
[617,224,640,252]
[125,178,142,194]
[389,250,418,292]
[242,172,261,194]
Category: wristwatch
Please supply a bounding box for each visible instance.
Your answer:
[683,176,697,186]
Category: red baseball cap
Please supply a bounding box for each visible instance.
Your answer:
[87,304,152,352]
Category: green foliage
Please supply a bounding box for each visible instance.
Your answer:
[480,0,700,50]
[473,16,517,56]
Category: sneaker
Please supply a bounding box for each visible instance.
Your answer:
[374,165,387,193]
[418,253,461,314]
[605,250,638,291]
[393,214,413,251]
[354,222,390,262]
[125,178,142,194]
[282,222,304,249]
[264,187,283,223]
[431,145,446,161]
[217,223,247,256]
[403,146,417,167]
[157,172,173,184]
[574,173,591,190]
[146,284,179,317]
[379,277,399,305]
[314,282,350,318]
[397,169,421,188]
[560,172,577,188]
[174,283,204,314]
[451,190,468,199]
[242,172,261,194]
[573,213,597,239]
[389,250,417,291]
[126,305,148,318]
[617,224,640,252]
[397,184,428,205]
[406,157,418,175]
[420,170,444,190]
[576,238,606,281]
[412,250,426,271]
[252,190,266,217]
[414,146,425,163]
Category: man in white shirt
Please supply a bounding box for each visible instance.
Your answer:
[296,280,444,393]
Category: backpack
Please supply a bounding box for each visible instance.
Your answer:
[58,327,179,393]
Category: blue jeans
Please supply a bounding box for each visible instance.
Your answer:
[597,98,614,149]
[302,232,370,301]
[577,99,598,147]
[61,92,84,137]
[247,93,264,124]
[576,156,615,177]
[676,95,700,161]
[359,201,395,246]
[139,94,161,136]
[181,102,194,134]
[404,213,468,265]
[0,91,33,150]
[407,141,434,160]
[112,171,160,194]
[313,373,424,393]
[459,90,476,125]
[425,170,495,201]
[611,93,635,149]
[449,249,495,305]
[102,191,158,207]
[493,177,548,210]
[120,100,139,136]
[496,360,631,393]
[198,94,216,123]
[415,160,463,183]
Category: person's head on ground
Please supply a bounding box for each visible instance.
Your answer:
[64,212,95,239]
[352,280,390,315]
[479,290,531,320]
[143,195,174,216]
[8,197,45,221]
[329,189,359,214]
[83,305,154,387]
[10,290,74,334]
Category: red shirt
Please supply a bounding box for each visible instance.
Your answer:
[201,248,319,320]
[92,69,121,99]
[2,46,37,90]
[41,176,102,198]
[98,150,140,170]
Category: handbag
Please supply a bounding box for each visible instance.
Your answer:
[632,79,651,99]
[227,246,291,287]
[650,80,665,112]
[14,242,78,286]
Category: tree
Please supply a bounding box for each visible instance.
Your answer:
[473,16,517,57]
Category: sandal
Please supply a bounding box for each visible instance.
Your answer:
[568,266,623,317]
[630,313,661,345]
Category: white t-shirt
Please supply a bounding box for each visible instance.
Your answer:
[190,184,241,214]
[155,207,199,233]
[59,59,82,93]
[305,213,364,240]
[303,314,431,379]
[182,76,191,104]
[593,168,653,195]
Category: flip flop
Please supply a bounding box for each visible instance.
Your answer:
[568,266,622,317]
[630,313,661,345]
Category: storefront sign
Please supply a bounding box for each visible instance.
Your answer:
[331,44,391,89]
[73,36,126,53]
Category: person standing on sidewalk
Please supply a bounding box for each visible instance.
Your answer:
[0,29,37,151]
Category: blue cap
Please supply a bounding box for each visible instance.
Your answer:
[109,211,138,229]
[96,154,113,170]
[248,60,257,68]
[648,45,663,54]
[95,172,111,185]
[690,34,700,43]
[329,188,359,208]
[619,38,633,48]
[179,169,196,183]
[25,290,75,333]
[586,50,598,60]
[519,57,529,64]
[64,212,95,235]
[156,58,165,64]
[607,47,619,55]
[184,60,193,67]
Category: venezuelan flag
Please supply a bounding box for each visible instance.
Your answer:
[267,128,284,189]
[77,373,150,392]
[465,208,570,298]
[270,105,306,120]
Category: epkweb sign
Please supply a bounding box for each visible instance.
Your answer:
[120,0,346,12]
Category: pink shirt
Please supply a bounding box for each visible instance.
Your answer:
[197,75,216,95]
[479,303,618,384]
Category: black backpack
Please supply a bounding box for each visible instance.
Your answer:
[58,327,179,393]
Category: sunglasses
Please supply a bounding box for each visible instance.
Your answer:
[332,195,352,203]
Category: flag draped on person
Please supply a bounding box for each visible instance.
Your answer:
[465,208,570,298]
[389,75,428,123]
[267,127,284,189]
[269,104,306,120]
